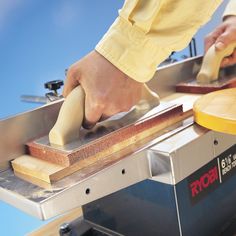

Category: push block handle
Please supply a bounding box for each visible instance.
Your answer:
[197,42,236,84]
[49,84,159,146]
[49,86,85,146]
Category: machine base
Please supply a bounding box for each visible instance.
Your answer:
[59,217,120,236]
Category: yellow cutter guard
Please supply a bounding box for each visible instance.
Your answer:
[193,88,236,135]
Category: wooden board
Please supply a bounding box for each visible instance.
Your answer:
[176,77,236,94]
[12,104,193,184]
[12,135,145,184]
[12,146,135,184]
[12,155,64,183]
[194,88,236,135]
[27,104,184,167]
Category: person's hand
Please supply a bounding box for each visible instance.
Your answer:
[63,50,144,129]
[204,16,236,67]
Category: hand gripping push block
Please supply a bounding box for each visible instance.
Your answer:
[57,44,236,236]
[2,43,236,236]
[193,42,236,136]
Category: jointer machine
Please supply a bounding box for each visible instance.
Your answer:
[1,43,236,236]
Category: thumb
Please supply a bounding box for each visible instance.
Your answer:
[215,41,226,51]
[204,25,225,52]
[215,30,233,51]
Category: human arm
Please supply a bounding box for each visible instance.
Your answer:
[64,0,222,127]
[63,50,144,128]
[204,0,236,67]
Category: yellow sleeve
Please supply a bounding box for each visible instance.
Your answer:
[223,0,236,18]
[96,0,222,83]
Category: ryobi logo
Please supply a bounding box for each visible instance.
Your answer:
[188,145,236,205]
[190,166,218,198]
[187,159,220,205]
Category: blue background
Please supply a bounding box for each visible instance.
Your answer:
[0,0,230,235]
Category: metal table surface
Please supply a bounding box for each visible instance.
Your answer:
[0,1,230,235]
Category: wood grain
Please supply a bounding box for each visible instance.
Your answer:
[27,105,184,167]
[12,104,193,184]
[12,155,64,183]
[176,77,236,94]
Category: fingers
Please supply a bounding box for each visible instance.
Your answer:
[63,66,80,97]
[229,50,236,66]
[83,96,103,129]
[221,57,230,67]
[215,41,226,51]
[204,17,236,68]
[98,115,110,122]
[204,25,225,52]
[82,95,133,129]
[62,50,144,130]
[221,50,236,67]
[215,31,234,51]
[204,34,217,53]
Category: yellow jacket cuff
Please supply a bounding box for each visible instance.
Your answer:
[96,17,169,83]
[96,1,222,83]
[223,0,236,18]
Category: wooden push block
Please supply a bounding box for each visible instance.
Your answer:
[12,104,193,184]
[26,105,185,167]
[176,77,236,94]
[12,105,192,186]
[12,137,144,185]
[176,42,236,94]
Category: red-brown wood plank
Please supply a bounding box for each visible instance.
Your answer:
[176,77,236,94]
[27,104,187,167]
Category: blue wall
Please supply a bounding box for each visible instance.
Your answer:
[0,0,123,118]
[0,0,230,235]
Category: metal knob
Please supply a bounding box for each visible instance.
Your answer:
[59,222,71,236]
[44,80,64,95]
